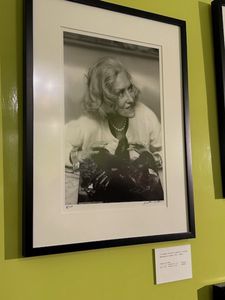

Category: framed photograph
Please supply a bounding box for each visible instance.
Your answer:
[212,0,225,196]
[23,0,195,256]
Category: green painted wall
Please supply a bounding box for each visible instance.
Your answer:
[0,0,223,299]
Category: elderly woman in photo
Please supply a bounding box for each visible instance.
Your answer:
[65,57,163,204]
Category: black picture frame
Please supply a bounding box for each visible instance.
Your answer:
[23,0,195,257]
[212,0,225,196]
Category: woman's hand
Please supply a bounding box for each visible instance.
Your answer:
[128,142,162,170]
[128,143,149,154]
[70,141,108,164]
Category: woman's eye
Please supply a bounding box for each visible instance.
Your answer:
[119,90,125,97]
[128,86,133,93]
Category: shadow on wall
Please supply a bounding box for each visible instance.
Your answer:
[197,285,212,300]
[198,1,223,198]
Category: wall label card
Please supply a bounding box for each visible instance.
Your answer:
[154,245,192,284]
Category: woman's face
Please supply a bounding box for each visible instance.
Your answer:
[112,71,136,118]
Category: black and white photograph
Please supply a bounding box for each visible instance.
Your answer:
[64,32,164,206]
[23,0,195,256]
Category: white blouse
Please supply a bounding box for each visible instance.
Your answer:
[65,102,162,167]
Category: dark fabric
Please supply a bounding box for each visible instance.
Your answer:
[78,148,163,203]
[115,136,130,160]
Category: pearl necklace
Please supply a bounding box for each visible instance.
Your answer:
[110,118,127,132]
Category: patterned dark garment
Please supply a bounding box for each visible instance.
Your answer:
[78,137,163,203]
